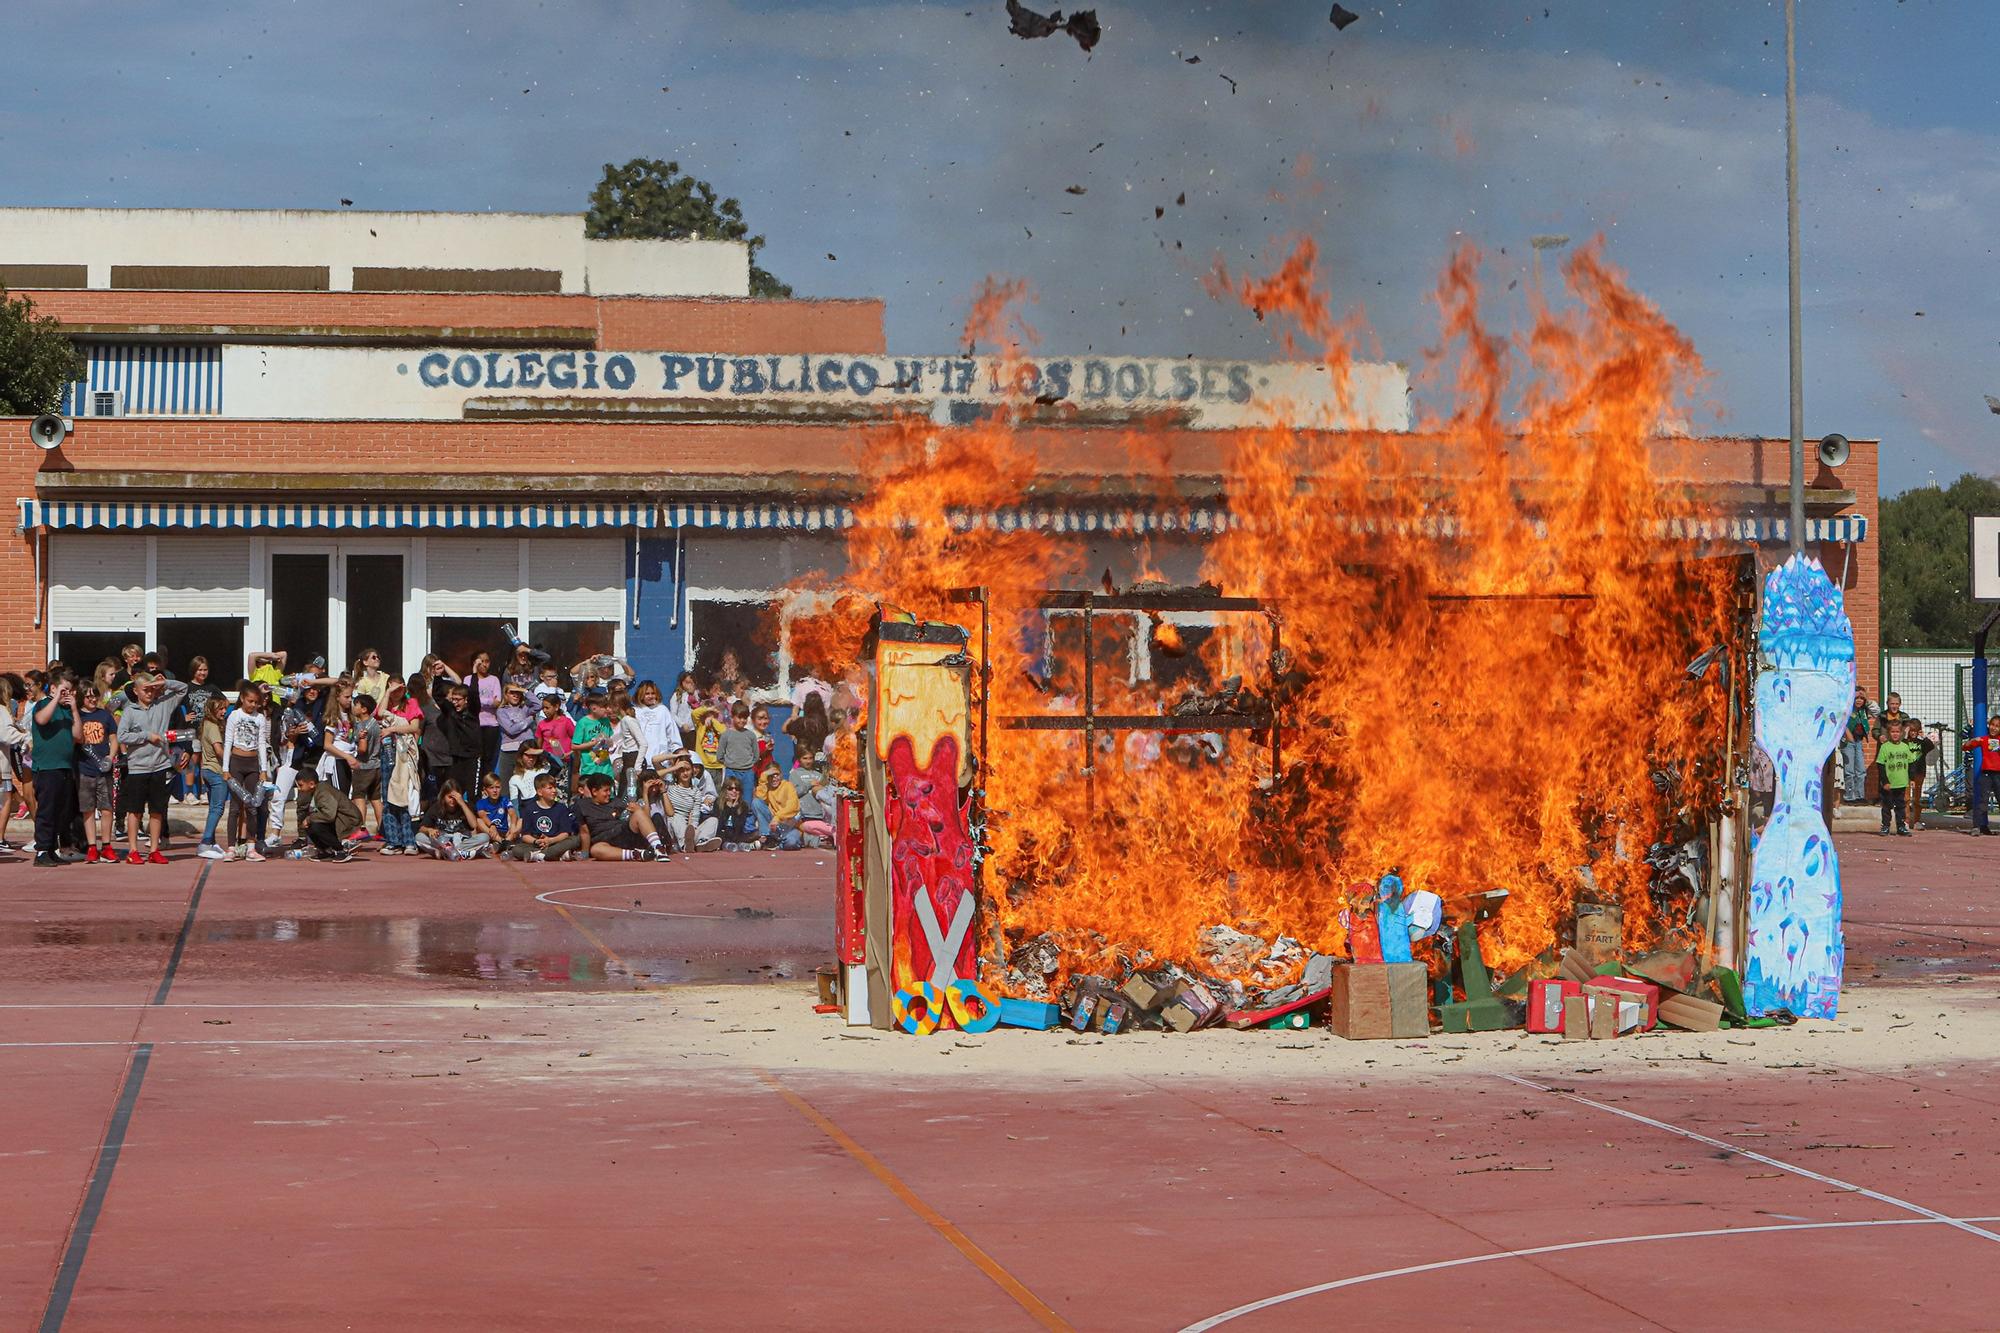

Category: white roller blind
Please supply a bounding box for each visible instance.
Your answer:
[155,536,252,615]
[425,538,521,616]
[528,537,622,620]
[49,535,148,630]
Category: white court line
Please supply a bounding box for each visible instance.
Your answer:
[534,881,730,921]
[1176,1215,2000,1331]
[0,996,500,1008]
[0,1037,562,1048]
[1496,1072,2000,1245]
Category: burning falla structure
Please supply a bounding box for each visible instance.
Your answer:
[805,241,1826,1038]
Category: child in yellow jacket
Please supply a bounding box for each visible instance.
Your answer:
[754,762,801,849]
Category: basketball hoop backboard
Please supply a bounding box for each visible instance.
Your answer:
[1974,515,2000,602]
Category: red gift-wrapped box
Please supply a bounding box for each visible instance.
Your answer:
[1528,978,1582,1034]
[1584,976,1660,1031]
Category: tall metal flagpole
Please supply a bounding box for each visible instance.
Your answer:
[1786,0,1805,554]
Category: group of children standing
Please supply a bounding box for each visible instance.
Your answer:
[1858,688,2000,837]
[2,633,860,865]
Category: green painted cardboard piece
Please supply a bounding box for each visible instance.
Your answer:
[1437,921,1519,1033]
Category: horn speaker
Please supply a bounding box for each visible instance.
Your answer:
[29,415,71,450]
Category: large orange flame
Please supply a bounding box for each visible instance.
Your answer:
[803,241,1736,992]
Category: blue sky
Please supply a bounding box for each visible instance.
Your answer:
[2,0,1994,492]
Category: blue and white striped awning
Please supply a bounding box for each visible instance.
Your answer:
[661,503,1232,534]
[951,506,1236,534]
[1662,515,1869,544]
[664,502,855,531]
[17,500,657,532]
[14,498,1869,544]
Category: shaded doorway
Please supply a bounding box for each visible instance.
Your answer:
[346,553,406,676]
[269,553,330,666]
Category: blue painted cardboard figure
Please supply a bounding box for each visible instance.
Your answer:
[1745,553,1855,1019]
[1374,872,1414,964]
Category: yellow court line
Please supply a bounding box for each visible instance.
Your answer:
[756,1069,1073,1332]
[547,901,628,972]
[503,859,632,973]
[514,864,1067,1325]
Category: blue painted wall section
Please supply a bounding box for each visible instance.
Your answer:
[1745,553,1855,1020]
[624,533,797,771]
[626,535,686,689]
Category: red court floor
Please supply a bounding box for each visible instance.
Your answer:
[3,829,1997,1330]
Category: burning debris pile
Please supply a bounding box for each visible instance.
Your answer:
[801,244,1756,1041]
[954,870,1764,1040]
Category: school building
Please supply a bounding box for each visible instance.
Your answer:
[0,207,1882,706]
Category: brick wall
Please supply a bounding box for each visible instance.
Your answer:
[18,288,597,333]
[0,432,47,668]
[596,297,884,353]
[1833,437,1880,699]
[12,289,886,352]
[16,417,864,477]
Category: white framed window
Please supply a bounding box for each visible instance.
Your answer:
[686,588,784,695]
[683,585,855,700]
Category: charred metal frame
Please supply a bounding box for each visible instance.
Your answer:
[942,573,1756,979]
[949,585,1285,824]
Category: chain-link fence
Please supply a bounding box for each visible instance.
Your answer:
[1880,649,1965,732]
[1879,650,2000,813]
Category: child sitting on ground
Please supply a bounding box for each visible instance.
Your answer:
[471,772,514,852]
[714,775,763,852]
[292,771,360,862]
[508,772,581,861]
[661,750,718,852]
[572,771,666,861]
[754,761,802,850]
[416,779,491,860]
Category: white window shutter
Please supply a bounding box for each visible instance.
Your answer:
[424,538,521,616]
[49,535,148,631]
[528,538,622,620]
[155,536,253,616]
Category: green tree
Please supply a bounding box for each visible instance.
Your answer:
[0,285,84,415]
[1879,472,2000,648]
[584,158,792,298]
